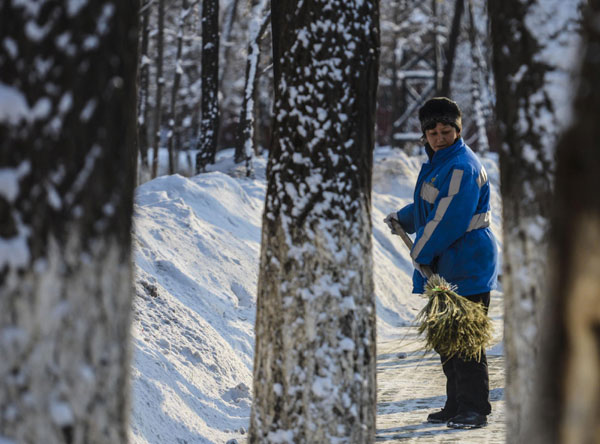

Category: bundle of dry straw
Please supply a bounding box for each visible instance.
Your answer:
[416,275,491,361]
[390,219,492,361]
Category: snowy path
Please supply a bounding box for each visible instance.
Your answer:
[376,291,505,443]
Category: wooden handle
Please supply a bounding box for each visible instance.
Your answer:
[390,218,433,279]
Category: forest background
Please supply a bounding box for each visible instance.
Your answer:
[137,0,493,180]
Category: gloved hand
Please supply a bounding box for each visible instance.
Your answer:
[383,212,400,233]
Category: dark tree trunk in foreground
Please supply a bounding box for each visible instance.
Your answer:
[0,1,138,442]
[196,0,220,173]
[489,0,581,441]
[250,0,379,442]
[535,2,600,442]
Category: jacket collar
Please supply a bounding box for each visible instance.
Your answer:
[426,137,465,165]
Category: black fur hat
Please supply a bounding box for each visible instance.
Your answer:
[418,97,462,134]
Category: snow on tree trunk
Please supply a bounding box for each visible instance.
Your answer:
[196,0,220,173]
[488,0,581,441]
[0,1,138,443]
[250,1,379,442]
[530,2,600,442]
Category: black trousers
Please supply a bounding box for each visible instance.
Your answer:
[440,291,491,416]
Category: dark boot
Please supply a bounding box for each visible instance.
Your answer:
[426,408,457,423]
[447,411,488,429]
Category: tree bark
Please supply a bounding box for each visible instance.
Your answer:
[196,0,220,173]
[151,0,166,178]
[0,1,138,442]
[534,1,599,442]
[255,25,274,154]
[250,0,379,442]
[489,0,581,441]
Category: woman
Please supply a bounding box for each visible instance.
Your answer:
[384,97,498,429]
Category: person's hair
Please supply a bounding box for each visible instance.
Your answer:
[418,97,462,134]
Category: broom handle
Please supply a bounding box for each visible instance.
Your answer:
[390,218,434,279]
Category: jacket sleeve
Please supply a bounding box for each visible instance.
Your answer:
[411,168,479,265]
[396,203,416,234]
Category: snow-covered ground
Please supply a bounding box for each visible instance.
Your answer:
[129,146,504,443]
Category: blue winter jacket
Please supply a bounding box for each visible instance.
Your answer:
[397,138,498,296]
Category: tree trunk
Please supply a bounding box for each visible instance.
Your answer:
[439,0,464,97]
[533,1,598,442]
[234,0,271,173]
[167,0,191,175]
[245,13,269,177]
[488,0,581,441]
[0,1,138,442]
[196,0,220,173]
[138,0,152,171]
[151,0,166,178]
[255,26,274,154]
[249,0,379,442]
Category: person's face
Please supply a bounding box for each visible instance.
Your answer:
[424,123,460,152]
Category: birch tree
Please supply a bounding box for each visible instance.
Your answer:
[488,0,581,441]
[0,1,138,443]
[250,0,379,442]
[196,0,220,173]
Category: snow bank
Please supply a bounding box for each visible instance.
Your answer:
[131,151,264,443]
[130,147,503,443]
